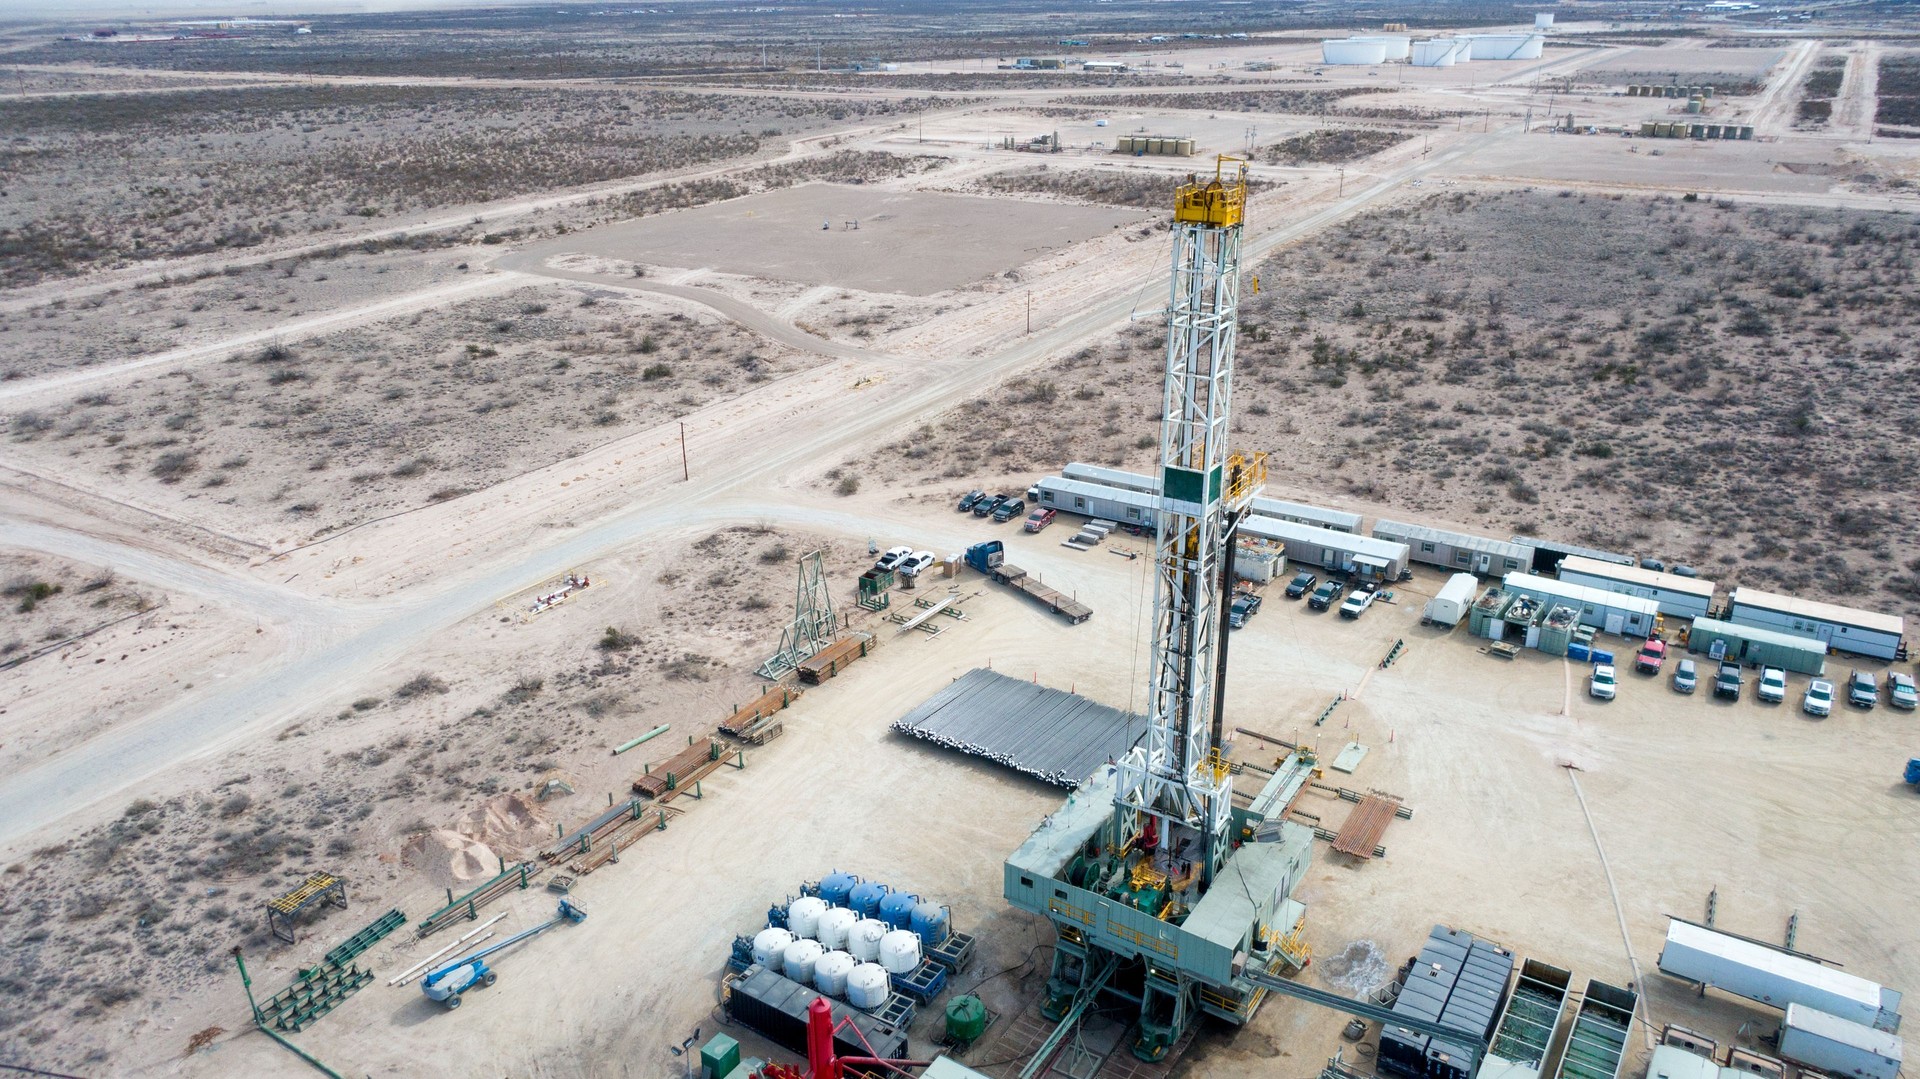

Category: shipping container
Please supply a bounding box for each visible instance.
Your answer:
[1657,921,1903,1033]
[1779,1005,1903,1079]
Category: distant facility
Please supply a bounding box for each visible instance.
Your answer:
[1534,12,1555,28]
[1469,33,1545,60]
[1412,38,1475,67]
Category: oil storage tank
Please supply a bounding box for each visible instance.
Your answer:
[878,891,918,929]
[814,950,856,997]
[879,930,923,974]
[1353,35,1412,60]
[818,871,859,908]
[752,927,794,973]
[1470,34,1543,59]
[1412,39,1458,67]
[818,907,858,950]
[783,938,825,985]
[848,880,889,917]
[1323,39,1390,65]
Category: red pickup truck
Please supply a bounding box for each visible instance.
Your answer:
[1024,508,1057,532]
[1634,638,1667,674]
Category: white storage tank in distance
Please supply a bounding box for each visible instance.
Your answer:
[818,907,858,950]
[752,927,794,973]
[783,938,825,985]
[1322,39,1389,65]
[879,929,923,975]
[847,963,891,1010]
[814,950,857,997]
[787,896,828,939]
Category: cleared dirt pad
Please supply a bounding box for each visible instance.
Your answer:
[516,183,1152,295]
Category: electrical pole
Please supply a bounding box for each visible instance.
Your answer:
[679,422,689,481]
[1025,292,1032,335]
[1338,166,1346,197]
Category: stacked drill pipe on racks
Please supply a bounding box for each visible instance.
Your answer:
[569,806,667,875]
[632,736,730,798]
[416,862,544,937]
[720,684,801,745]
[543,797,651,862]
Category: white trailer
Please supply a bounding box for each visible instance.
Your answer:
[1425,573,1479,628]
[1726,587,1905,661]
[1779,1005,1903,1079]
[1557,556,1715,620]
[1656,921,1904,1033]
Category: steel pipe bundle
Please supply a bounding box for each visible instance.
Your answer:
[889,668,1141,790]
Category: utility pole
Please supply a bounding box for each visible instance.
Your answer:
[1025,292,1033,335]
[1337,166,1346,197]
[679,422,689,481]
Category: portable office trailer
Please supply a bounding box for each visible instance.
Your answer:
[1426,573,1480,628]
[1034,476,1157,528]
[1511,536,1634,576]
[1249,495,1362,534]
[1778,1005,1903,1079]
[1557,556,1716,619]
[1656,921,1903,1033]
[1553,980,1637,1079]
[1684,618,1826,676]
[1376,520,1533,577]
[1726,588,1905,661]
[1500,573,1659,638]
[1060,461,1155,495]
[1241,515,1411,579]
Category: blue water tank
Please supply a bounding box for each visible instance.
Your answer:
[849,881,890,918]
[910,902,949,945]
[878,891,919,929]
[819,870,860,908]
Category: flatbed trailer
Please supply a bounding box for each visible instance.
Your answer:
[990,562,1092,624]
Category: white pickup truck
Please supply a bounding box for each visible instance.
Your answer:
[1339,582,1378,619]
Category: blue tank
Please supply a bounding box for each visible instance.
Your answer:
[849,880,890,918]
[878,891,919,929]
[819,870,860,908]
[911,902,950,945]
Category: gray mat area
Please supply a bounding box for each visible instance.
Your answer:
[889,667,1143,788]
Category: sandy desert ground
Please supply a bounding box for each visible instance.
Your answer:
[1,6,1919,1078]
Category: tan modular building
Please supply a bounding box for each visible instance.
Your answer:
[1557,556,1715,620]
[1726,587,1905,661]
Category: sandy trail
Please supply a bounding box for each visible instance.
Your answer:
[1750,39,1820,136]
[1836,41,1880,140]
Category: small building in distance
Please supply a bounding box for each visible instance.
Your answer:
[1501,572,1660,637]
[1375,520,1531,577]
[1033,475,1156,528]
[1685,617,1827,676]
[1249,495,1361,534]
[1242,516,1410,580]
[1557,556,1715,620]
[1726,587,1905,661]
